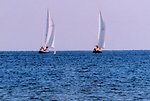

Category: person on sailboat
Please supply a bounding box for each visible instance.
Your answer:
[93,45,101,51]
[44,46,49,51]
[40,46,44,51]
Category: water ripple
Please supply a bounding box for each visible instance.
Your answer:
[0,51,150,100]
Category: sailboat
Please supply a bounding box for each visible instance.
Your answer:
[93,11,106,53]
[39,9,55,54]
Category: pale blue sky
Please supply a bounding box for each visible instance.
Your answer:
[0,0,150,51]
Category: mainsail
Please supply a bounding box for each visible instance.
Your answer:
[98,11,106,49]
[44,9,55,49]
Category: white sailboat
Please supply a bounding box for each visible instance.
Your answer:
[93,11,106,53]
[39,9,55,54]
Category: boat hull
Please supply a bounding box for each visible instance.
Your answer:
[93,50,102,53]
[39,50,49,54]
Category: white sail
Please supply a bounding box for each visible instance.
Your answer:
[44,9,55,50]
[98,11,106,49]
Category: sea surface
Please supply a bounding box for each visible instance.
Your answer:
[0,51,150,101]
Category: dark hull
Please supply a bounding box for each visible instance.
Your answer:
[93,50,102,53]
[39,51,49,54]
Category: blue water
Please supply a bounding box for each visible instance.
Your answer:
[0,51,150,101]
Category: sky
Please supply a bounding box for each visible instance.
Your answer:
[0,0,150,51]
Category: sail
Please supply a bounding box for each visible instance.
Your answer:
[98,11,106,48]
[45,9,49,44]
[44,9,55,49]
